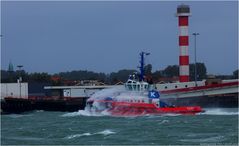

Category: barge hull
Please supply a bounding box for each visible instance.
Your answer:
[1,97,87,114]
[162,93,238,108]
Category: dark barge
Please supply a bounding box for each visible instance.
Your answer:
[1,97,87,114]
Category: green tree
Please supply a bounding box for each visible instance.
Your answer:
[162,65,179,77]
[152,70,163,83]
[144,64,152,75]
[57,70,107,81]
[1,70,27,83]
[1,70,10,82]
[189,63,207,81]
[28,72,51,83]
[109,69,137,84]
[233,69,238,79]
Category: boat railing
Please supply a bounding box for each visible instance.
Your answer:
[125,79,156,92]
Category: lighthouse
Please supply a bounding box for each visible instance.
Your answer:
[176,4,191,82]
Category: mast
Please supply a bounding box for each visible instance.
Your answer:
[139,52,150,81]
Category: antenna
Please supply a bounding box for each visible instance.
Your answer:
[139,52,150,81]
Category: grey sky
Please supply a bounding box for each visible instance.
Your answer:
[1,1,238,75]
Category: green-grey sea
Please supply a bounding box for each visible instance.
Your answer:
[1,108,238,145]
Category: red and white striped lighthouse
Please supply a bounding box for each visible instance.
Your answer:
[176,4,191,82]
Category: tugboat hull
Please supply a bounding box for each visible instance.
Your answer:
[93,101,203,116]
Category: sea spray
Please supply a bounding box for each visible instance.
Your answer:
[87,86,129,116]
[199,108,238,116]
[89,86,125,101]
[88,86,147,103]
[61,87,125,117]
[62,85,149,117]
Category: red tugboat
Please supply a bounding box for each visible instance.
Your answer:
[86,52,203,116]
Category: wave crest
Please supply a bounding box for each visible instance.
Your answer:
[65,129,116,139]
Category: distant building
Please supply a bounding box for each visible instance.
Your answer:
[8,61,14,72]
[0,83,28,99]
[157,76,179,84]
[51,76,61,82]
[44,85,121,98]
[114,81,124,85]
[76,80,106,86]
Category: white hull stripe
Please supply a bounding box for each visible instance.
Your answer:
[180,65,189,75]
[179,26,188,36]
[180,46,188,56]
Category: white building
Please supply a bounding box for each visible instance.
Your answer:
[44,85,121,98]
[0,83,28,99]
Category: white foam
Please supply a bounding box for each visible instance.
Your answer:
[9,136,43,141]
[35,110,44,112]
[181,135,225,143]
[61,109,110,117]
[199,108,238,116]
[65,129,115,139]
[7,114,33,118]
[96,129,116,135]
[66,133,91,139]
[159,120,169,124]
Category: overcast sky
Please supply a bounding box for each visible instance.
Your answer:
[1,1,238,75]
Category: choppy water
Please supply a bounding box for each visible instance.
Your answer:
[1,108,238,145]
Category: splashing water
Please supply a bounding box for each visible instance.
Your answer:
[199,108,238,116]
[88,86,148,102]
[62,86,150,117]
[89,86,125,100]
[62,109,110,117]
[62,87,127,117]
[86,86,148,115]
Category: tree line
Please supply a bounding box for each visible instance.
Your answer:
[1,63,238,85]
